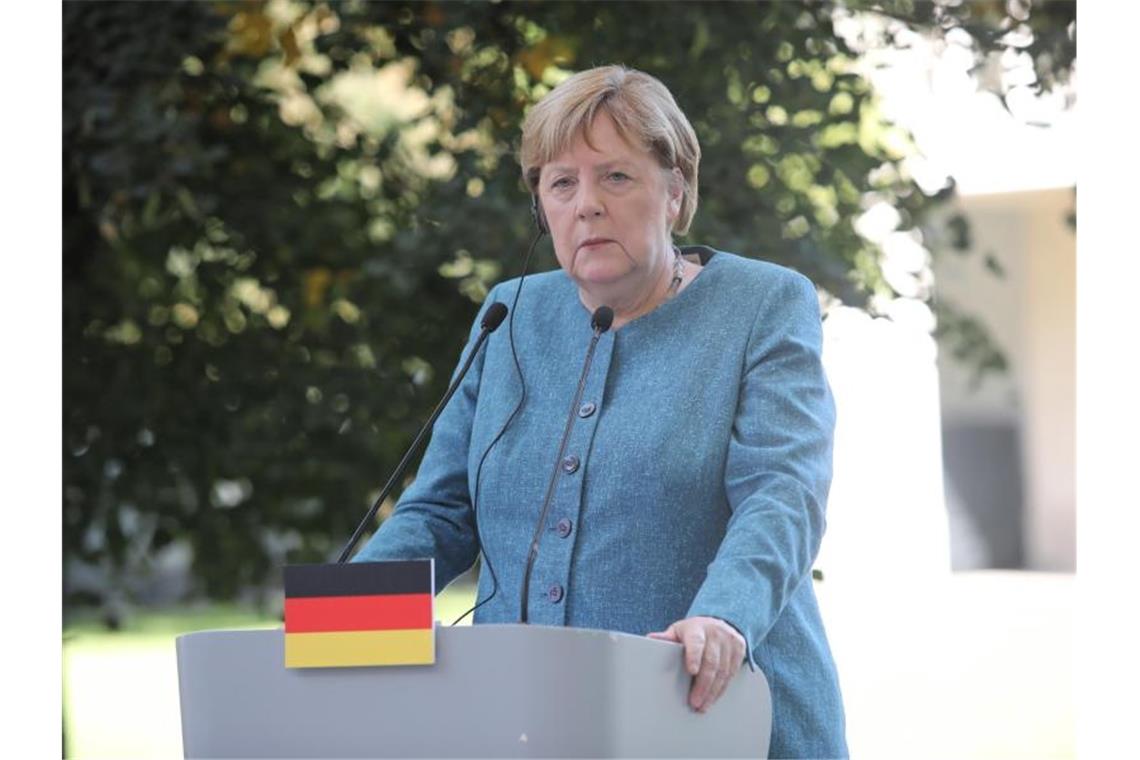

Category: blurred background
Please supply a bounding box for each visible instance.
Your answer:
[61,1,1076,757]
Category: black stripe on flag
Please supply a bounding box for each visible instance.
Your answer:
[284,559,434,598]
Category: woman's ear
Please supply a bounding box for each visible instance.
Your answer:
[666,167,684,224]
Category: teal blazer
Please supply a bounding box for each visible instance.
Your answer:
[357,247,847,758]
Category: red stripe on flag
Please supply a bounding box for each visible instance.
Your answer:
[284,593,433,633]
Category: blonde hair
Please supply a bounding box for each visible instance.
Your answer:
[519,65,701,235]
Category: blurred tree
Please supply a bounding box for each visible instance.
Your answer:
[853,0,1075,112]
[839,0,1076,383]
[63,0,1075,616]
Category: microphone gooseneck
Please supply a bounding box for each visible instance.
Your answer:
[519,305,613,623]
[336,302,508,563]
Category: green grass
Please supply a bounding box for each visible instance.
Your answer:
[63,586,478,759]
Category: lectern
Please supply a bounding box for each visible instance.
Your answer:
[176,623,771,758]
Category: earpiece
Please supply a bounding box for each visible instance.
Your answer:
[530,194,549,236]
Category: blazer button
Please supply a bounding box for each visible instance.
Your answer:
[578,402,596,418]
[555,518,573,538]
[561,455,580,474]
[547,584,564,603]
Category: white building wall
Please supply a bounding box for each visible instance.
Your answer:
[933,187,1076,571]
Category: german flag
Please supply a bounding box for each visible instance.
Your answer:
[283,560,435,668]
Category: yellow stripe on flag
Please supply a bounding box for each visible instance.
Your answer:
[285,628,435,668]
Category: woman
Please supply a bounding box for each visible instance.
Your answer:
[357,65,846,758]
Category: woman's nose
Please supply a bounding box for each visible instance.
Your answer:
[576,180,605,219]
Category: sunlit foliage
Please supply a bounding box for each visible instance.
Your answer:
[63,0,1074,613]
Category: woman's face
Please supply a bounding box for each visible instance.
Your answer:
[537,111,683,302]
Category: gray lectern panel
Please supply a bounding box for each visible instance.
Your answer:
[177,624,770,758]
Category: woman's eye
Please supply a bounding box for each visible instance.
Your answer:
[608,172,630,182]
[551,177,573,190]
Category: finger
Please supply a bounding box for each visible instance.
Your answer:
[689,640,721,711]
[705,631,746,709]
[647,625,680,642]
[705,652,733,711]
[681,626,706,677]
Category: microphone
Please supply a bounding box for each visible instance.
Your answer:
[591,305,614,333]
[336,301,509,563]
[481,301,509,331]
[519,305,614,622]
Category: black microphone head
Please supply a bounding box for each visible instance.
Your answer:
[591,306,614,333]
[482,301,508,331]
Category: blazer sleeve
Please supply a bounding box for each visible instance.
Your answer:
[351,289,502,592]
[685,270,836,668]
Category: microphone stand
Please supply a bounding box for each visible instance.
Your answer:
[336,303,508,563]
[519,306,613,622]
